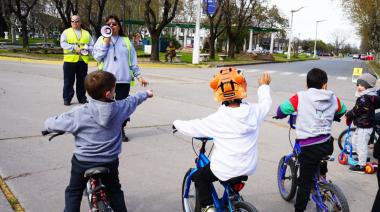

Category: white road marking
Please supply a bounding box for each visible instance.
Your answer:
[280,72,293,75]
[337,76,348,80]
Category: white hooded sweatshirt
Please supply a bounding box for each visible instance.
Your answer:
[173,85,271,181]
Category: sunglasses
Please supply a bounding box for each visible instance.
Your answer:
[71,20,79,23]
[107,22,118,27]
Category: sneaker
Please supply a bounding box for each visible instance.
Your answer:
[122,129,129,142]
[78,99,88,104]
[64,101,71,106]
[349,165,365,174]
[201,205,216,212]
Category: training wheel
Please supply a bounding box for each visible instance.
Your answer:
[338,153,348,165]
[365,163,375,174]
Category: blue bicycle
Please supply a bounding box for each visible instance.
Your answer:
[276,115,349,212]
[181,137,258,212]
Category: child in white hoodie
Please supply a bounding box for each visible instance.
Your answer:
[173,68,272,211]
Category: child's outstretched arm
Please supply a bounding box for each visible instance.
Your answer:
[256,72,272,122]
[173,114,217,138]
[119,90,153,118]
[275,94,298,119]
[44,110,77,133]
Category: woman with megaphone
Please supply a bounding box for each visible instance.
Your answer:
[93,15,148,143]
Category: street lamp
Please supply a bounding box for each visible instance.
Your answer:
[287,7,304,60]
[313,19,326,58]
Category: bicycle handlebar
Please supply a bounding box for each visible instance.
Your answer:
[41,130,65,141]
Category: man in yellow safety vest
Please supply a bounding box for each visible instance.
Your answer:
[60,15,94,106]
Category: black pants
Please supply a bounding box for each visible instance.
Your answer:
[63,61,88,102]
[64,155,127,212]
[115,83,131,127]
[295,138,334,212]
[193,164,219,207]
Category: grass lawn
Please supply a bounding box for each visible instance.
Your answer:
[273,53,318,62]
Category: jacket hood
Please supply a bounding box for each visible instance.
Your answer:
[306,88,335,112]
[217,103,257,135]
[355,87,377,97]
[88,98,119,128]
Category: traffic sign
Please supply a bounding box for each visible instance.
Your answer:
[352,67,363,83]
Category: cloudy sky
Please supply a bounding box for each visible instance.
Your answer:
[269,0,360,47]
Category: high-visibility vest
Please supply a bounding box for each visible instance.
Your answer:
[98,36,135,86]
[63,28,91,64]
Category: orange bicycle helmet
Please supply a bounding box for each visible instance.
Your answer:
[209,67,247,103]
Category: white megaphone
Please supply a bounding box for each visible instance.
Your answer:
[80,44,89,55]
[101,25,112,38]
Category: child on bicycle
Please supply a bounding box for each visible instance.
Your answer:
[43,70,153,212]
[345,73,380,173]
[173,67,272,211]
[274,68,346,212]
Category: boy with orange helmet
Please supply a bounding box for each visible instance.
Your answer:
[173,67,272,211]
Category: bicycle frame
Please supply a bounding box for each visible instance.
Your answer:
[183,138,243,212]
[339,125,358,166]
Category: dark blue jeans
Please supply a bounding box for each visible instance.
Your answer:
[64,155,127,212]
[63,61,88,103]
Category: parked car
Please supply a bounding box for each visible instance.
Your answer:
[352,54,360,59]
[360,54,367,60]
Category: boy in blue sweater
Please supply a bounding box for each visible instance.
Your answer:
[43,70,153,212]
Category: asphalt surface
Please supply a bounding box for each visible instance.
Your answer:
[0,57,377,211]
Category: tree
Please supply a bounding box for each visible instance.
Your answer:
[85,0,108,38]
[223,0,260,58]
[53,0,79,29]
[341,0,380,52]
[330,30,348,54]
[204,0,225,60]
[8,0,39,48]
[144,0,179,62]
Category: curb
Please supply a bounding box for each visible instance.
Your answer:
[215,59,316,67]
[0,176,24,212]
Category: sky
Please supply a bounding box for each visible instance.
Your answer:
[269,0,360,48]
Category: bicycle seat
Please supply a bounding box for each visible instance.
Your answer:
[221,175,248,185]
[193,137,213,141]
[84,167,110,178]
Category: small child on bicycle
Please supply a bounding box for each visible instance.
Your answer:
[43,70,153,212]
[173,67,272,211]
[345,73,380,173]
[274,68,346,212]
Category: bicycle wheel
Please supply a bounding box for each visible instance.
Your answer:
[277,156,298,201]
[233,201,258,212]
[182,169,201,212]
[337,128,355,151]
[318,182,349,212]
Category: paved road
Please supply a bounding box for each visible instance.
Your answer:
[0,57,377,211]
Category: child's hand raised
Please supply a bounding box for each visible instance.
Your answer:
[258,72,271,85]
[146,90,153,98]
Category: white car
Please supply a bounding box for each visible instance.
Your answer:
[352,54,359,59]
